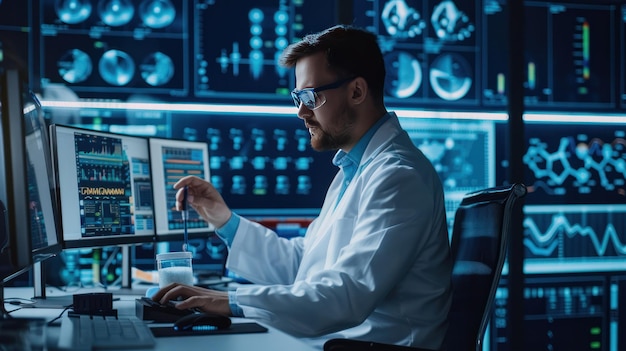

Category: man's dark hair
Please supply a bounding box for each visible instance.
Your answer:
[279,25,386,104]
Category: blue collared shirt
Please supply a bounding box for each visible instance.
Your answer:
[331,113,391,206]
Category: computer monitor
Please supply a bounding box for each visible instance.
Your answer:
[0,69,61,314]
[148,137,213,241]
[50,124,156,249]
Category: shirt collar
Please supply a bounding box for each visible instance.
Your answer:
[332,112,392,169]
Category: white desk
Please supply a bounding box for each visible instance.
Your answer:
[4,287,318,351]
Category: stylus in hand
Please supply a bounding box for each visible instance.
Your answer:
[182,185,189,251]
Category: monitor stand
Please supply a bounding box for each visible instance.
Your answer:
[28,246,148,308]
[115,245,149,296]
[29,261,73,308]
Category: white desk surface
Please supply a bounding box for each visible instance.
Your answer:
[4,287,318,351]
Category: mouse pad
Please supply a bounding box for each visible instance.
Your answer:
[150,322,268,337]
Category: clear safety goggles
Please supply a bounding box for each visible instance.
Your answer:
[290,76,355,110]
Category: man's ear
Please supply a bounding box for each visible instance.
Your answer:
[350,77,368,105]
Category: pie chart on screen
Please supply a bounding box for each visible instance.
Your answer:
[429,53,472,101]
[58,49,93,83]
[99,49,135,86]
[56,0,92,24]
[384,51,422,99]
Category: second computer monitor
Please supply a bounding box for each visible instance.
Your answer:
[149,137,213,241]
[50,125,156,248]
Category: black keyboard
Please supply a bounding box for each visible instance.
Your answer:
[58,314,156,350]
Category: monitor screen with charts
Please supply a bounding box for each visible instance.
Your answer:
[50,124,156,248]
[149,137,213,241]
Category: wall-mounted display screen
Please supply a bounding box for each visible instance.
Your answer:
[495,120,626,275]
[193,0,338,102]
[483,0,617,110]
[169,112,336,219]
[523,204,626,274]
[39,0,190,99]
[492,275,611,351]
[398,117,495,227]
[7,0,622,113]
[499,121,626,205]
[353,0,481,108]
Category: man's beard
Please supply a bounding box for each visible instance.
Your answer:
[309,108,356,151]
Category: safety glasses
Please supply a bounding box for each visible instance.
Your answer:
[290,76,355,110]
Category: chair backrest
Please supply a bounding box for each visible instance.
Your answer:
[443,183,527,351]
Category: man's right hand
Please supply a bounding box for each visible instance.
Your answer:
[173,175,232,228]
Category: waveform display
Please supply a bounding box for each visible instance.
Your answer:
[74,132,133,236]
[523,205,626,274]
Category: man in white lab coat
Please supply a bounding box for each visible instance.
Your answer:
[153,25,452,350]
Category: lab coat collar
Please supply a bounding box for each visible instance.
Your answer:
[310,112,405,249]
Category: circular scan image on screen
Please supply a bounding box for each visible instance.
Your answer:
[384,51,422,99]
[140,51,174,86]
[55,0,92,24]
[58,49,93,84]
[429,53,472,101]
[98,0,135,27]
[430,0,474,42]
[99,49,135,86]
[139,0,176,29]
[381,0,426,38]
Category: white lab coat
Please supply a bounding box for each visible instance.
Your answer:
[227,113,452,350]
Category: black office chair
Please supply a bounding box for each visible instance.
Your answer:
[324,183,527,351]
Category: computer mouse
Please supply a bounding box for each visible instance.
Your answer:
[173,312,232,331]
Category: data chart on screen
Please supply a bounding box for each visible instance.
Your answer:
[169,112,336,219]
[483,1,617,110]
[51,125,156,248]
[353,0,481,108]
[193,0,338,102]
[39,0,190,99]
[149,137,213,237]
